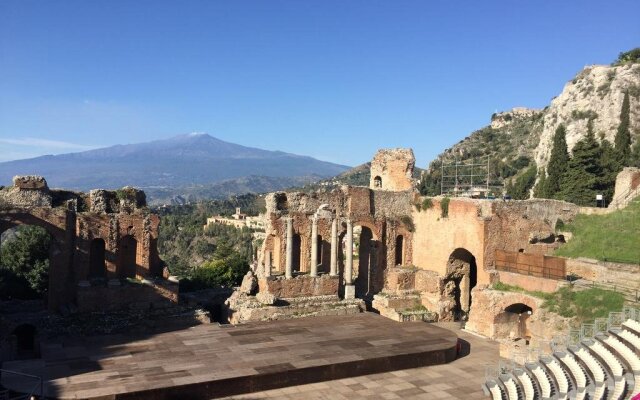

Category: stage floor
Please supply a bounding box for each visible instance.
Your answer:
[1,313,458,400]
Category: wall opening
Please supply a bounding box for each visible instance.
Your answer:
[373,176,382,188]
[354,226,375,299]
[0,225,51,300]
[317,235,323,266]
[495,303,533,342]
[443,248,478,322]
[12,324,38,359]
[117,235,138,279]
[292,233,302,273]
[89,238,106,279]
[395,235,404,265]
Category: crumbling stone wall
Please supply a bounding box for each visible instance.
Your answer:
[369,148,416,191]
[0,176,170,313]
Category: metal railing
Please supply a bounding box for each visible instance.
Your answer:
[0,369,43,400]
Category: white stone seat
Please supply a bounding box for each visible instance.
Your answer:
[618,328,640,352]
[556,351,588,390]
[499,374,520,400]
[602,334,640,372]
[623,319,640,336]
[484,379,505,400]
[585,339,624,378]
[541,356,570,396]
[528,363,552,399]
[513,368,536,400]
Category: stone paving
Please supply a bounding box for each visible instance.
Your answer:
[1,313,458,399]
[220,324,501,400]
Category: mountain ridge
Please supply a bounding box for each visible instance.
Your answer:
[0,133,350,198]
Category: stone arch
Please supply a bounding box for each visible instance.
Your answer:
[494,302,535,342]
[117,235,138,279]
[442,248,478,321]
[89,238,106,279]
[395,235,404,266]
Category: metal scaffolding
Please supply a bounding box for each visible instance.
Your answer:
[440,156,498,197]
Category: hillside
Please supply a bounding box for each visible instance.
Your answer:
[0,133,349,202]
[421,51,640,198]
[555,197,640,264]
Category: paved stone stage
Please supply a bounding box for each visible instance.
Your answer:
[1,313,458,400]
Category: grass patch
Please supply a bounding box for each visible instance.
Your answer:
[492,282,625,324]
[440,197,450,218]
[555,198,640,264]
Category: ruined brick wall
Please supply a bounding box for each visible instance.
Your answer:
[0,176,166,313]
[258,275,339,298]
[369,148,415,191]
[411,197,489,284]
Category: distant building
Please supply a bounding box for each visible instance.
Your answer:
[204,208,265,231]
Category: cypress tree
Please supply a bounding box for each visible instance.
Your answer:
[630,139,640,168]
[547,124,569,198]
[534,167,548,198]
[597,138,621,202]
[558,128,601,205]
[614,92,631,164]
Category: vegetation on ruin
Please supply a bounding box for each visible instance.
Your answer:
[399,215,415,232]
[415,197,434,212]
[155,195,263,290]
[0,225,50,300]
[554,197,640,264]
[492,282,625,324]
[440,197,450,218]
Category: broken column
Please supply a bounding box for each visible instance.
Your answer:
[460,273,470,313]
[265,251,272,277]
[344,219,355,299]
[330,217,338,276]
[310,214,318,277]
[285,217,293,279]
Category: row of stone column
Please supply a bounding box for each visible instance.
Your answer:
[267,216,354,284]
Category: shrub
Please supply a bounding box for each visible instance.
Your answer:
[421,198,433,210]
[400,215,415,232]
[440,197,450,218]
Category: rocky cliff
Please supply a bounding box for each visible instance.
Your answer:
[423,56,640,194]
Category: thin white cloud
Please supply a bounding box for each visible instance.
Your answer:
[0,137,96,150]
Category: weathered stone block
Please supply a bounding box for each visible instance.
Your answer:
[13,175,48,190]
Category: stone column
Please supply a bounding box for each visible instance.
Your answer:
[265,251,272,277]
[329,217,338,276]
[310,215,318,277]
[344,219,355,299]
[285,217,293,279]
[460,273,470,313]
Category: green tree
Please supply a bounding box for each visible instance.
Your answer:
[597,139,622,202]
[614,92,631,165]
[547,125,569,198]
[558,129,601,205]
[630,139,640,168]
[507,165,537,200]
[534,168,548,198]
[0,225,51,297]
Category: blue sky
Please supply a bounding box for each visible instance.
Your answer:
[1,1,638,167]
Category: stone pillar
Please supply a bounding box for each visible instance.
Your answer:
[460,273,470,313]
[310,215,318,277]
[285,217,293,279]
[344,219,355,299]
[265,252,272,277]
[330,217,338,276]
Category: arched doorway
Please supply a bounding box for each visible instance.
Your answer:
[89,238,106,279]
[495,303,533,342]
[395,235,404,266]
[442,248,477,321]
[0,225,52,300]
[118,235,138,279]
[12,324,38,359]
[292,233,302,274]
